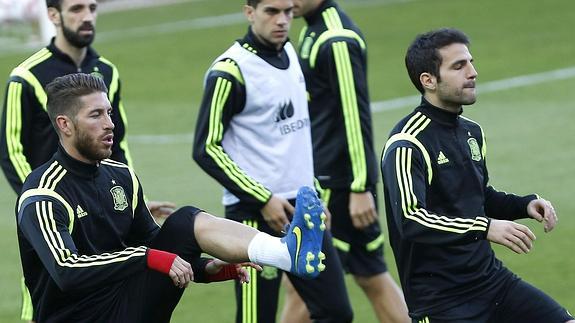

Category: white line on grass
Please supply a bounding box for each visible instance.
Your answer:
[0,0,413,56]
[129,66,575,144]
[372,66,575,112]
[98,0,202,14]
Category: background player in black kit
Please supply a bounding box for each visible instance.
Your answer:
[381,28,575,323]
[281,1,409,322]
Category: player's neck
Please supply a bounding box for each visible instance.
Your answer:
[54,36,88,68]
[60,141,98,165]
[424,94,462,114]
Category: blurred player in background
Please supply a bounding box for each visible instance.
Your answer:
[279,1,409,322]
[193,0,353,322]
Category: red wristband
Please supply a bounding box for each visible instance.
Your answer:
[147,249,177,274]
[207,261,240,282]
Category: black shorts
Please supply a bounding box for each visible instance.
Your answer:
[411,275,574,323]
[89,206,205,323]
[323,187,387,276]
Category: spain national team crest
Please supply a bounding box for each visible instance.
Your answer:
[110,186,128,211]
[467,138,482,161]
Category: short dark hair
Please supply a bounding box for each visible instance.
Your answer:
[46,0,61,10]
[405,28,470,94]
[46,73,108,130]
[246,0,262,7]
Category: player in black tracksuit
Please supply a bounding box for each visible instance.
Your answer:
[2,2,175,318]
[18,73,326,323]
[17,146,204,322]
[0,39,130,194]
[297,0,377,193]
[381,28,574,323]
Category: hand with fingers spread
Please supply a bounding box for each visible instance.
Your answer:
[527,198,558,233]
[487,219,536,254]
[349,191,378,229]
[169,256,193,288]
[261,195,294,233]
[206,259,263,284]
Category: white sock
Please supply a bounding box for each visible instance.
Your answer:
[247,232,291,271]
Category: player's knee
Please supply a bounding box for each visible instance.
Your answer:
[354,274,372,287]
[160,206,200,235]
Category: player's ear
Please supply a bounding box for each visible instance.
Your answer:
[420,72,437,92]
[47,7,61,27]
[243,5,255,24]
[55,115,74,137]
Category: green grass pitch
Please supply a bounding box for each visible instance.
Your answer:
[0,0,573,321]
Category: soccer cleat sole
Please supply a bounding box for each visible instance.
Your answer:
[290,186,326,279]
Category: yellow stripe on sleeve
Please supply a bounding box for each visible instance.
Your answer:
[205,77,271,202]
[332,41,367,192]
[5,82,32,182]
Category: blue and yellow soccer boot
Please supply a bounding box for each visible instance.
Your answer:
[282,186,327,279]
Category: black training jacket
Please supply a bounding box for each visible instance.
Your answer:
[298,0,377,191]
[16,146,157,321]
[381,98,536,317]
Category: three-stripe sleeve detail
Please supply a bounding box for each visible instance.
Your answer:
[5,49,52,182]
[205,76,271,203]
[11,48,52,110]
[20,165,147,270]
[332,41,367,191]
[5,82,32,182]
[322,7,343,29]
[389,115,489,234]
[383,113,433,184]
[212,59,245,85]
[321,7,368,192]
[34,198,146,268]
[309,8,365,68]
[395,147,489,234]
